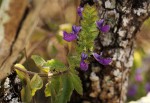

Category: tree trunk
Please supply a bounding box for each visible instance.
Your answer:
[0,0,45,81]
[70,0,150,103]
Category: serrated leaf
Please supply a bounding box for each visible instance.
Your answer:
[57,74,74,103]
[70,73,83,95]
[45,76,62,98]
[49,76,62,103]
[51,77,62,94]
[68,55,80,70]
[30,74,43,96]
[50,85,57,103]
[31,55,46,67]
[43,59,66,71]
[45,82,51,97]
[77,4,99,56]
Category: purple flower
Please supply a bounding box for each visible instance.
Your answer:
[80,53,88,71]
[96,19,110,32]
[81,52,88,60]
[72,25,81,34]
[135,69,143,82]
[127,85,137,96]
[135,75,143,82]
[63,31,77,42]
[77,6,83,17]
[63,25,81,42]
[80,61,88,71]
[92,53,112,65]
[145,83,150,92]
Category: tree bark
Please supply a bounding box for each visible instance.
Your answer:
[70,0,150,103]
[0,0,28,80]
[0,0,46,81]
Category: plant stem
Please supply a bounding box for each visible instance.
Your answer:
[13,66,69,78]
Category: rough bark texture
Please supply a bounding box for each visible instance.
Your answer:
[0,0,46,81]
[70,0,150,103]
[0,0,28,80]
[0,0,47,102]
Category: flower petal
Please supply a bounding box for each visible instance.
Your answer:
[145,83,150,92]
[63,31,77,42]
[72,25,81,34]
[93,53,112,65]
[96,19,104,29]
[92,53,101,60]
[97,57,112,65]
[77,7,83,17]
[100,25,110,32]
[135,68,143,82]
[80,60,88,71]
[135,74,143,82]
[127,85,137,96]
[81,52,88,61]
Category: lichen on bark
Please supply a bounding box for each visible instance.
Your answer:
[70,0,150,103]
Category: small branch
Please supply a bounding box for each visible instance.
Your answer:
[13,66,69,78]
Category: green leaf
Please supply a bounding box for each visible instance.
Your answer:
[15,64,32,102]
[30,74,43,96]
[21,79,32,103]
[51,76,62,95]
[47,74,74,103]
[31,55,46,67]
[14,64,28,83]
[78,5,99,51]
[50,85,57,103]
[43,59,66,71]
[57,74,74,103]
[44,77,62,98]
[49,76,62,103]
[45,82,51,97]
[68,55,80,70]
[14,64,27,71]
[70,73,83,95]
